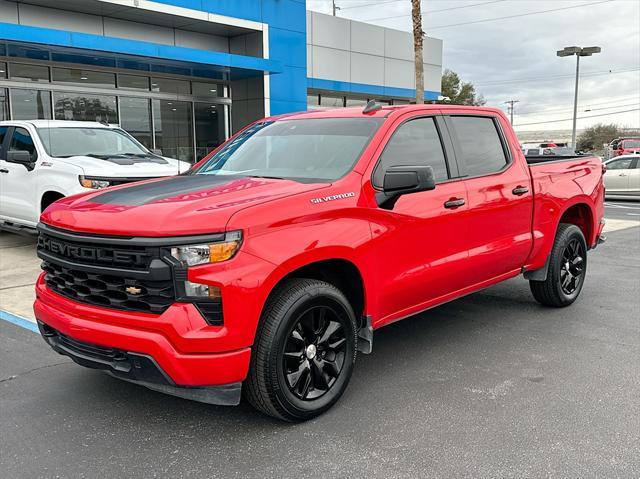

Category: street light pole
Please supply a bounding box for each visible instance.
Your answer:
[557,45,601,149]
[332,0,340,16]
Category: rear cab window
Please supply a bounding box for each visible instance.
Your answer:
[372,116,450,188]
[447,115,509,177]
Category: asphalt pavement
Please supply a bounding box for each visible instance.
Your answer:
[0,216,639,478]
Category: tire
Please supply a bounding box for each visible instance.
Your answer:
[244,278,358,421]
[529,223,588,307]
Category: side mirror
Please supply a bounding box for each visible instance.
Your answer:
[150,148,163,156]
[7,150,35,170]
[377,165,436,209]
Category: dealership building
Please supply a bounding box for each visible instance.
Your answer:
[0,0,443,162]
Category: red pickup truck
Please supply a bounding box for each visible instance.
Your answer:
[34,104,605,421]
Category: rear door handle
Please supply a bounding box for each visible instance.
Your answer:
[512,186,529,196]
[444,198,465,209]
[0,168,9,173]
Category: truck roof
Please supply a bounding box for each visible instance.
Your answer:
[0,119,119,129]
[268,104,506,121]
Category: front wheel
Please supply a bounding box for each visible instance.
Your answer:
[244,278,357,421]
[529,223,588,307]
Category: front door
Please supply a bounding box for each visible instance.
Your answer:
[365,114,470,324]
[445,114,534,285]
[0,126,39,225]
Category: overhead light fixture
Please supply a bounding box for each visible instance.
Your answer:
[210,89,216,92]
[172,108,177,111]
[80,76,88,80]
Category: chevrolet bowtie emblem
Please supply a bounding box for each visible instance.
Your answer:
[125,286,142,295]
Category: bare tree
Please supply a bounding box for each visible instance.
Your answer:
[411,0,424,104]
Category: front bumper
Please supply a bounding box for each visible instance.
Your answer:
[34,275,251,404]
[38,322,241,405]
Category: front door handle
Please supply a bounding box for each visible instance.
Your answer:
[0,168,9,173]
[618,173,627,177]
[444,198,465,209]
[512,186,529,196]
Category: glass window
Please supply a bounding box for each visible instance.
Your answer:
[153,99,193,162]
[37,127,147,158]
[10,89,52,120]
[51,68,115,88]
[606,158,633,170]
[0,62,6,78]
[622,140,640,149]
[194,118,383,182]
[373,117,448,187]
[320,95,344,108]
[195,102,225,160]
[151,78,190,95]
[8,127,37,162]
[118,74,150,91]
[192,82,224,98]
[9,63,49,82]
[345,97,367,107]
[307,94,321,110]
[449,116,508,176]
[392,99,410,105]
[53,92,117,123]
[0,126,8,155]
[119,97,152,149]
[0,89,8,121]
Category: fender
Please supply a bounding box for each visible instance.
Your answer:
[524,194,598,278]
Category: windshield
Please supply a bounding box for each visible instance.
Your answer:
[193,118,383,182]
[37,127,149,158]
[622,140,640,148]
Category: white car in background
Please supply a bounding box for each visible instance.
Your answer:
[603,154,640,200]
[0,120,191,232]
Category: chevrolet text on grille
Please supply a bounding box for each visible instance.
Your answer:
[38,236,148,267]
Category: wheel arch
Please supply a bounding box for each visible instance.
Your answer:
[40,190,66,214]
[261,252,368,329]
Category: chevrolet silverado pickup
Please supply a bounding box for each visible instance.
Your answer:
[34,104,606,421]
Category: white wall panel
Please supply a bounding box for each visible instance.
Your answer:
[311,12,350,50]
[350,21,384,56]
[351,52,384,86]
[19,4,103,35]
[312,46,350,82]
[384,58,414,89]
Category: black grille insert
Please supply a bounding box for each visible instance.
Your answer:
[42,261,174,314]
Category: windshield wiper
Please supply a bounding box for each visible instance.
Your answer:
[247,175,285,180]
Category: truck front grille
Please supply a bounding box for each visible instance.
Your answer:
[42,261,175,314]
[37,226,176,314]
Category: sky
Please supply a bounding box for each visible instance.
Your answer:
[307,0,640,132]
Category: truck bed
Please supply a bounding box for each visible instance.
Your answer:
[525,154,592,165]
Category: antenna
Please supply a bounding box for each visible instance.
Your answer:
[363,100,382,114]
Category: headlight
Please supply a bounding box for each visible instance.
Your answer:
[79,176,111,189]
[171,231,242,266]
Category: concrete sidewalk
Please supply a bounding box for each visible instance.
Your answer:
[0,231,39,321]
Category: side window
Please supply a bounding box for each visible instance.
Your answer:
[607,158,632,170]
[8,127,37,162]
[373,117,448,188]
[449,116,508,176]
[0,126,7,158]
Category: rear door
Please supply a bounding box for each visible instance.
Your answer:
[444,113,534,285]
[604,157,633,193]
[628,157,640,195]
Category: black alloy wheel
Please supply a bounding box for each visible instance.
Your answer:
[529,223,588,307]
[244,278,357,421]
[283,305,347,401]
[559,238,586,295]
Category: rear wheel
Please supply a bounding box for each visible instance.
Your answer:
[529,223,587,307]
[244,278,357,421]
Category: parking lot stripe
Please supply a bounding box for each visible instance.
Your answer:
[0,310,38,333]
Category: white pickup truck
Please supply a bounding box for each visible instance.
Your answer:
[0,120,190,232]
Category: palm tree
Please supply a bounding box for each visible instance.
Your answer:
[411,0,424,104]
